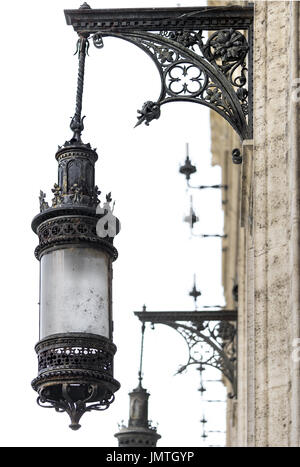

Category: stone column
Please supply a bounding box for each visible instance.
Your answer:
[208,0,300,447]
[244,0,300,447]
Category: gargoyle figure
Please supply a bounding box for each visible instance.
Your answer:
[135,101,161,128]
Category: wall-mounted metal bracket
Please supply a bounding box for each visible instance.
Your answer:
[134,309,237,398]
[65,5,253,140]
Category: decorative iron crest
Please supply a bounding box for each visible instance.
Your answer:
[35,333,116,375]
[39,191,49,213]
[52,183,64,207]
[35,215,118,260]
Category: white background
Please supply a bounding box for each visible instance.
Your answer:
[0,0,228,447]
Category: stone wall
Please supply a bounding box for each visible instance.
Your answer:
[208,0,300,447]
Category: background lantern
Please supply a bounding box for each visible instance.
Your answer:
[31,32,120,430]
[115,323,161,447]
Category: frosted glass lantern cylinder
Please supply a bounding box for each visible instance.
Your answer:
[39,247,111,339]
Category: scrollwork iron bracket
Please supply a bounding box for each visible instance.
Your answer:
[134,310,237,398]
[65,5,253,140]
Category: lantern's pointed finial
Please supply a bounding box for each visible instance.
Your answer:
[79,2,91,9]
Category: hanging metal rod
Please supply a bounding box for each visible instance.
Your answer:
[138,322,146,384]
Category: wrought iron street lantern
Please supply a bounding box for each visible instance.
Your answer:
[29,1,253,431]
[31,18,120,430]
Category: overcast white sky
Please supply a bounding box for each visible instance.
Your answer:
[0,0,228,447]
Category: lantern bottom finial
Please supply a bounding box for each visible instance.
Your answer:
[36,383,116,430]
[32,333,120,429]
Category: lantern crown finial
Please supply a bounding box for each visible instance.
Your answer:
[79,2,91,9]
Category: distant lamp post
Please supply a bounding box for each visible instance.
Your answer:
[31,24,120,430]
[184,196,227,238]
[184,195,199,228]
[189,274,201,309]
[179,143,197,181]
[179,144,228,190]
[115,322,161,447]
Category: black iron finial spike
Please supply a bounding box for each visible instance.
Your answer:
[189,274,201,309]
[70,35,89,143]
[79,2,91,9]
[138,321,146,386]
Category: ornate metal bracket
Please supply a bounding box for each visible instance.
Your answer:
[134,309,237,398]
[65,5,253,140]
